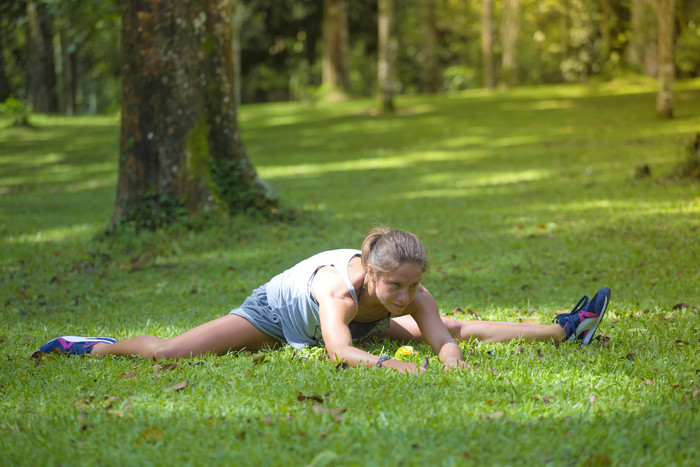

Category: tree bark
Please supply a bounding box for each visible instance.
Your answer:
[26,0,58,113]
[627,0,658,76]
[378,0,398,113]
[656,0,674,118]
[59,27,77,115]
[0,16,12,102]
[113,0,275,229]
[481,0,495,89]
[419,0,439,94]
[500,0,519,89]
[322,0,349,96]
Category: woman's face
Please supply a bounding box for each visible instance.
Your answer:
[371,263,423,315]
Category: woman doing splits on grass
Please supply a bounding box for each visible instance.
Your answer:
[35,228,611,373]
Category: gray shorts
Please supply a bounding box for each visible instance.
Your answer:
[229,284,286,343]
[230,284,392,346]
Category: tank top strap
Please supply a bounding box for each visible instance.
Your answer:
[337,254,361,315]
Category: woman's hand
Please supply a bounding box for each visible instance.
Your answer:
[380,358,426,374]
[442,357,470,371]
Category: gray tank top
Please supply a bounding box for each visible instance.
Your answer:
[265,249,362,349]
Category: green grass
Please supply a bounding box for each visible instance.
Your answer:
[1,80,699,466]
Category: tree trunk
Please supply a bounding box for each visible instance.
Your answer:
[26,0,58,113]
[0,12,12,102]
[59,27,77,115]
[322,0,349,97]
[627,0,658,76]
[419,0,439,94]
[378,0,398,113]
[656,0,674,118]
[500,0,519,89]
[113,0,276,229]
[481,0,495,89]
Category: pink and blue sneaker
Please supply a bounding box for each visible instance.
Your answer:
[37,336,117,356]
[554,287,611,345]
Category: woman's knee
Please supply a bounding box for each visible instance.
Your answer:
[441,317,472,341]
[148,337,189,359]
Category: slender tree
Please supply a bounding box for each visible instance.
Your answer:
[378,0,398,112]
[481,0,495,89]
[322,0,349,96]
[656,0,675,118]
[26,0,58,113]
[113,0,275,229]
[500,0,519,89]
[419,0,439,93]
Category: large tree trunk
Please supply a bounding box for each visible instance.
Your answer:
[113,0,276,229]
[378,0,398,113]
[627,0,658,76]
[481,0,495,89]
[419,0,439,94]
[656,0,675,118]
[322,0,349,97]
[500,0,519,89]
[26,0,58,113]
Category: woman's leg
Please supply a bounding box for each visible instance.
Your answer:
[379,315,565,343]
[90,314,280,359]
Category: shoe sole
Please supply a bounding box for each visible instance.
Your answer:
[578,293,610,345]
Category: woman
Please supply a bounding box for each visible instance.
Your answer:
[35,228,610,373]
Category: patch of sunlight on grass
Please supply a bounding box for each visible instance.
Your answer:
[402,168,553,198]
[0,162,116,188]
[259,150,477,179]
[487,133,546,147]
[442,134,489,148]
[0,152,65,166]
[529,99,575,110]
[3,223,103,245]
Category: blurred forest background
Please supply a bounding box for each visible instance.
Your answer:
[1,0,699,115]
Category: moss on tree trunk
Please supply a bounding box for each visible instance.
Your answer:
[112,0,276,230]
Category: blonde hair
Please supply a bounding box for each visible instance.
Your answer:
[360,227,428,277]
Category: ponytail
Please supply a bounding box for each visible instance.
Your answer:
[361,227,428,276]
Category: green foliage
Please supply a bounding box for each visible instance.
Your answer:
[0,97,31,127]
[122,189,187,232]
[1,83,700,465]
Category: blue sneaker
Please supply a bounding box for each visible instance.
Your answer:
[554,287,611,345]
[37,336,117,356]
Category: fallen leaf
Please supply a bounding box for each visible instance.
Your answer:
[537,349,544,359]
[297,392,324,403]
[652,314,664,324]
[140,426,164,444]
[465,308,481,319]
[119,371,138,380]
[626,353,636,362]
[483,412,504,420]
[513,347,523,356]
[589,395,597,404]
[251,353,266,364]
[672,303,689,310]
[107,409,125,418]
[335,362,350,372]
[596,335,612,347]
[163,380,189,392]
[644,380,654,386]
[674,340,690,348]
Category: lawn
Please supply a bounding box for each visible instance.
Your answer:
[1,80,699,466]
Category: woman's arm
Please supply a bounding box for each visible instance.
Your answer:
[407,286,467,369]
[312,267,421,373]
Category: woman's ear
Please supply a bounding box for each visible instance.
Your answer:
[366,265,377,283]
